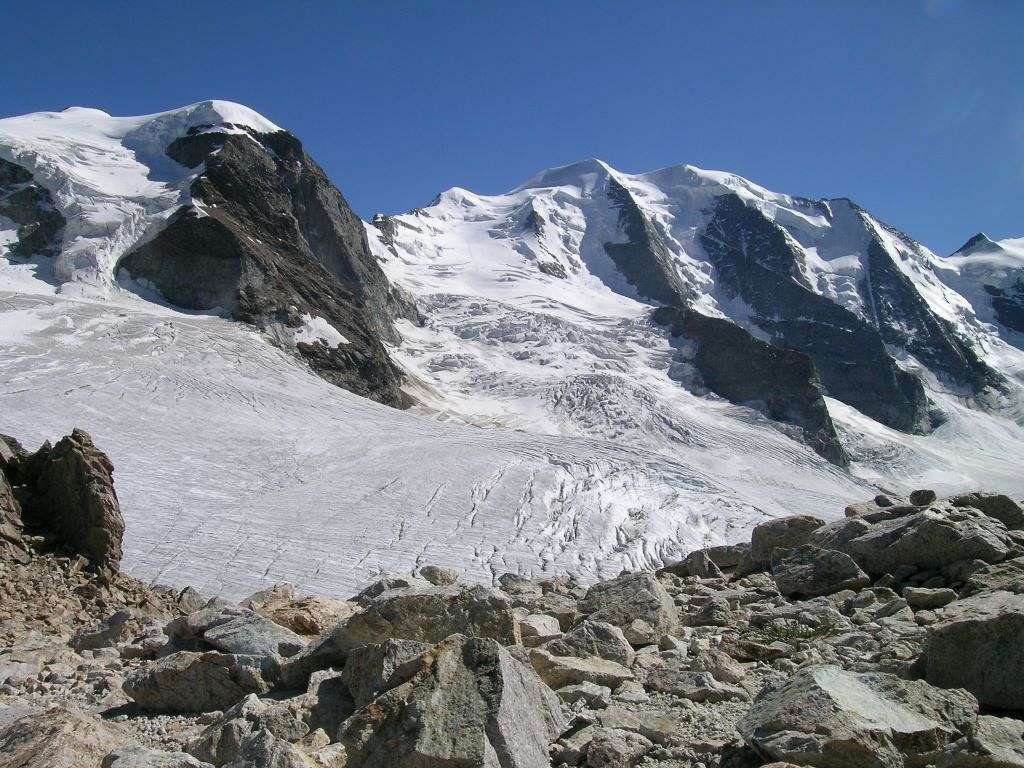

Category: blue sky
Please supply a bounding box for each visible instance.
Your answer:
[4,1,1021,253]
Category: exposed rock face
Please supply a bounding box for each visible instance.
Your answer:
[653,305,848,466]
[118,126,417,406]
[341,638,431,708]
[701,193,938,435]
[540,620,635,666]
[338,634,565,768]
[750,515,826,569]
[926,591,1024,710]
[738,665,978,768]
[0,157,65,260]
[951,492,1024,531]
[9,429,124,578]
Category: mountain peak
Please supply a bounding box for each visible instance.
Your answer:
[510,157,614,194]
[953,232,998,256]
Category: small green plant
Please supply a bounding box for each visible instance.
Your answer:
[751,617,835,646]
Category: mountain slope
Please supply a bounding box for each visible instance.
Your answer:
[2,103,1023,600]
[367,158,1024,481]
[0,101,413,404]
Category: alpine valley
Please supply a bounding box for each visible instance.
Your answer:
[1,101,1023,599]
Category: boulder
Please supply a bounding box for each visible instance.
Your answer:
[903,587,957,610]
[557,681,612,709]
[950,492,1024,531]
[658,549,724,580]
[926,591,1024,710]
[940,714,1024,767]
[341,638,431,708]
[202,614,306,658]
[188,694,310,766]
[529,647,634,689]
[221,729,312,768]
[750,515,826,568]
[910,489,938,506]
[518,613,562,646]
[71,608,138,652]
[578,572,677,646]
[104,746,213,768]
[23,429,125,578]
[844,506,1015,577]
[338,634,565,768]
[598,707,689,745]
[643,666,747,703]
[963,558,1024,596]
[737,665,978,768]
[418,564,459,586]
[0,469,28,562]
[279,583,519,689]
[257,595,358,637]
[771,545,869,598]
[0,706,134,768]
[124,651,275,713]
[541,620,635,666]
[586,727,651,768]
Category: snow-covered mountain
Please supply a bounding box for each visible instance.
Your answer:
[2,102,1023,598]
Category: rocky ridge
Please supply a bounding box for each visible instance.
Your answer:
[3,431,1024,768]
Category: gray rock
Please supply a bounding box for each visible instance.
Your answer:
[221,729,311,768]
[940,714,1024,767]
[659,549,724,579]
[598,707,689,745]
[844,506,1015,577]
[750,515,826,568]
[104,746,213,768]
[188,693,310,766]
[903,587,958,610]
[771,545,869,598]
[951,493,1024,531]
[578,572,677,646]
[280,583,519,689]
[529,648,634,689]
[124,651,274,713]
[418,564,459,586]
[738,664,978,768]
[202,614,306,658]
[339,634,565,768]
[71,609,138,652]
[964,558,1024,596]
[341,638,430,708]
[557,681,612,709]
[644,666,748,703]
[541,620,635,666]
[0,706,134,768]
[586,727,651,768]
[927,590,1024,710]
[910,489,938,506]
[518,613,561,647]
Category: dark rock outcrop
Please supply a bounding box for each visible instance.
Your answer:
[0,157,65,260]
[4,429,124,578]
[118,126,416,406]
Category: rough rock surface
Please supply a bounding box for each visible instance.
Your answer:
[926,590,1024,710]
[338,634,565,767]
[123,652,274,713]
[738,665,978,768]
[771,545,869,598]
[578,572,677,646]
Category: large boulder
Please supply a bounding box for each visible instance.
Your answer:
[950,492,1024,531]
[187,693,310,766]
[926,590,1024,710]
[22,429,125,577]
[0,468,29,563]
[0,706,134,768]
[104,746,213,768]
[578,572,677,646]
[341,638,431,708]
[279,583,519,689]
[202,614,306,658]
[940,715,1024,768]
[124,651,275,713]
[771,545,869,598]
[963,558,1024,596]
[338,634,565,768]
[748,515,826,570]
[841,506,1015,578]
[540,620,635,666]
[738,665,978,768]
[528,647,634,689]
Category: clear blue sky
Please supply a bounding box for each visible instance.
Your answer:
[4,1,1021,254]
